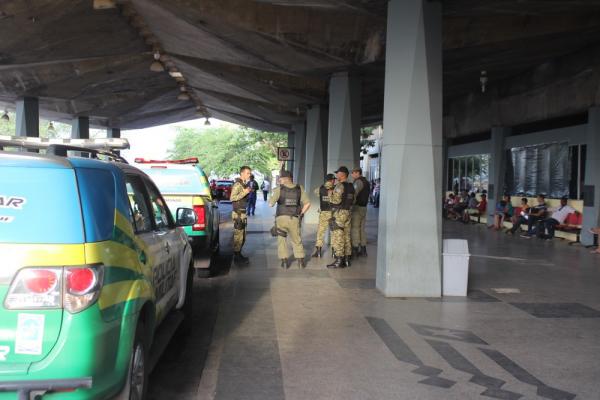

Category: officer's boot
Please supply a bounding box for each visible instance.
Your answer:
[352,246,360,258]
[312,247,322,258]
[296,258,306,269]
[280,259,290,269]
[360,246,368,257]
[234,252,250,265]
[344,256,351,267]
[327,257,344,269]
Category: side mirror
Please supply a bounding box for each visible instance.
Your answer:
[176,208,197,227]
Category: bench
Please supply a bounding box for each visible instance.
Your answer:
[555,212,583,244]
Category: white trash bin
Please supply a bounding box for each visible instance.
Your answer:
[442,239,470,296]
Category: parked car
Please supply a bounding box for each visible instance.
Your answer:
[135,158,220,276]
[0,140,195,400]
[215,179,234,200]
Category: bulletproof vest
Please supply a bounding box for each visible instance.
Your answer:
[232,178,248,212]
[319,185,332,211]
[334,182,354,210]
[276,185,302,217]
[355,177,370,207]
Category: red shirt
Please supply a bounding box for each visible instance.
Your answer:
[477,199,487,213]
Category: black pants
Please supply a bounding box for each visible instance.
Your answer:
[263,190,268,201]
[510,216,527,233]
[527,216,542,235]
[540,218,560,238]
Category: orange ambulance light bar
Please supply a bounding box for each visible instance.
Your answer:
[134,157,199,164]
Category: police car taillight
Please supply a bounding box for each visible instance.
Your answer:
[4,265,104,313]
[193,205,206,231]
[5,268,62,309]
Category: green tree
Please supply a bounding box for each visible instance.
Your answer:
[0,112,70,138]
[168,125,287,177]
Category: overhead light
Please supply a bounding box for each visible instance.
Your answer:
[177,92,190,101]
[1,110,9,121]
[47,121,56,134]
[169,71,183,78]
[204,118,211,126]
[480,70,488,93]
[150,51,164,72]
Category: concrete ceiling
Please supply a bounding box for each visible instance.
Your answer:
[0,0,599,133]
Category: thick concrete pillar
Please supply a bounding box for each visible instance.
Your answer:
[582,107,600,245]
[71,116,89,139]
[327,72,361,173]
[304,105,328,223]
[15,97,39,137]
[486,127,511,227]
[376,0,442,297]
[107,127,120,138]
[292,122,306,186]
[286,131,294,172]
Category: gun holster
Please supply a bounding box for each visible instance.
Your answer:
[329,217,343,231]
[270,224,287,237]
[233,214,247,230]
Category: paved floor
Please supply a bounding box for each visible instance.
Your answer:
[149,198,600,400]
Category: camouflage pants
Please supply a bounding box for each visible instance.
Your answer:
[315,210,332,247]
[232,212,247,252]
[351,206,367,247]
[331,210,351,257]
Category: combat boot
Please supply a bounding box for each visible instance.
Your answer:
[296,258,306,269]
[352,246,360,258]
[280,259,290,269]
[312,246,322,258]
[327,257,344,269]
[360,246,367,257]
[344,256,351,267]
[234,252,249,265]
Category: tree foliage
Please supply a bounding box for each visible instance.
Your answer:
[168,125,287,177]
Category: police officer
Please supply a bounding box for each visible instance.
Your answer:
[312,173,336,258]
[269,170,311,269]
[230,166,252,265]
[351,167,370,257]
[327,166,355,269]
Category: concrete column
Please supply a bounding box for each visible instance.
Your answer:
[486,127,511,227]
[286,131,294,172]
[376,0,442,297]
[582,107,600,245]
[292,122,306,186]
[304,105,328,224]
[107,127,120,138]
[442,138,449,192]
[327,72,361,173]
[71,116,89,139]
[15,97,39,137]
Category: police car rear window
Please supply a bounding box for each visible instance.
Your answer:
[0,167,84,244]
[144,168,210,196]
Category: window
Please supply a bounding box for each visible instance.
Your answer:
[144,179,173,230]
[125,175,153,233]
[448,154,489,193]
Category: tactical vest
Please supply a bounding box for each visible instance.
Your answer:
[333,182,355,210]
[276,185,302,217]
[232,178,248,212]
[319,185,332,211]
[355,177,370,207]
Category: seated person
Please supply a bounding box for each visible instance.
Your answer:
[521,194,547,238]
[450,191,469,220]
[444,193,457,219]
[537,196,576,240]
[492,194,513,230]
[507,197,530,234]
[463,193,486,223]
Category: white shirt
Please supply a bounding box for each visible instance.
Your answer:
[550,205,575,224]
[262,181,271,191]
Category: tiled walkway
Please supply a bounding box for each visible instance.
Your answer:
[149,199,600,400]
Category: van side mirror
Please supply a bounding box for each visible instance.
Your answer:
[176,208,197,227]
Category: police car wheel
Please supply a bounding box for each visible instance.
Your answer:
[128,322,148,400]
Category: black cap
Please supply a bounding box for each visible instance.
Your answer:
[561,195,568,200]
[335,166,349,175]
[325,173,336,181]
[280,170,293,178]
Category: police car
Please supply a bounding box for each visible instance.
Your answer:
[0,136,195,399]
[134,158,220,277]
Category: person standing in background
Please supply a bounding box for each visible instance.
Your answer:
[231,166,252,264]
[261,179,271,201]
[246,174,259,216]
[350,167,370,257]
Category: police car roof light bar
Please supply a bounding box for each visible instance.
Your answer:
[0,135,130,151]
[134,157,199,164]
[47,144,129,164]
